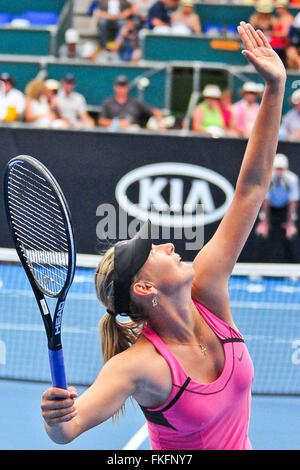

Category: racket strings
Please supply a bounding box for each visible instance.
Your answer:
[9,195,68,250]
[10,170,65,222]
[7,162,70,296]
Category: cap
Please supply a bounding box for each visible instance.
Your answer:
[275,0,289,7]
[61,73,75,83]
[202,84,222,99]
[291,89,300,105]
[0,72,14,84]
[274,153,289,169]
[45,79,60,91]
[255,1,274,13]
[113,220,153,315]
[181,0,194,6]
[114,75,128,86]
[65,28,79,44]
[242,81,263,94]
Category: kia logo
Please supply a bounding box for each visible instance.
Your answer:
[115,163,234,227]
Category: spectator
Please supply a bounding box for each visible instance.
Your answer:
[286,11,300,69]
[255,153,300,262]
[268,0,294,66]
[231,81,263,138]
[45,79,60,106]
[24,79,61,127]
[59,28,99,61]
[98,74,163,129]
[170,0,201,34]
[280,89,300,140]
[93,0,135,50]
[54,74,95,129]
[113,17,142,61]
[45,79,69,128]
[0,73,25,122]
[147,0,179,32]
[191,84,226,137]
[219,89,237,136]
[59,28,82,59]
[249,1,276,41]
[131,0,156,28]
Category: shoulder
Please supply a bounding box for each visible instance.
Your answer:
[129,97,147,107]
[102,96,114,105]
[10,88,24,98]
[149,1,164,12]
[285,170,299,184]
[71,91,85,101]
[284,108,298,118]
[106,333,171,400]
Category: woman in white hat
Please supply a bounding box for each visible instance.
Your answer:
[171,0,201,34]
[192,84,226,136]
[231,81,263,137]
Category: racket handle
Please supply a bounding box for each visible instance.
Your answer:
[48,348,68,390]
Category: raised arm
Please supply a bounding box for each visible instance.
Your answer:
[191,22,286,322]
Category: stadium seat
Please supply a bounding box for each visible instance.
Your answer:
[22,11,59,26]
[10,15,31,27]
[203,24,223,36]
[0,13,11,25]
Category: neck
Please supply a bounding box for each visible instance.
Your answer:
[116,95,127,104]
[148,290,203,344]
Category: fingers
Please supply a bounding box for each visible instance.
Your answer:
[237,21,271,50]
[256,29,272,49]
[241,49,257,66]
[243,22,257,50]
[41,387,78,425]
[237,22,254,51]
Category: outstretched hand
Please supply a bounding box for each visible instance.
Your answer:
[237,22,286,85]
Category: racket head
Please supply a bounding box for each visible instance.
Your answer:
[3,155,76,299]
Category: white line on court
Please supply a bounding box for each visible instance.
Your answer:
[122,423,148,450]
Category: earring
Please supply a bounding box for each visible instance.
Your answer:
[152,296,158,307]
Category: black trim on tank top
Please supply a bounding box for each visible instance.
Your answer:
[140,377,191,431]
[222,338,245,344]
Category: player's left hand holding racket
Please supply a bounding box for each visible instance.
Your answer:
[3,155,76,390]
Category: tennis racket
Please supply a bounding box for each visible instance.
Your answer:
[3,155,76,390]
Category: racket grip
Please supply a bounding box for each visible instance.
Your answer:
[48,348,68,390]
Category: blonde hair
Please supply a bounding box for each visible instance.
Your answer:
[94,246,148,420]
[25,79,48,100]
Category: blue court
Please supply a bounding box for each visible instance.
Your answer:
[0,262,299,450]
[0,380,299,450]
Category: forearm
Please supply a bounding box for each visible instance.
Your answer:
[44,418,80,444]
[260,199,270,222]
[98,117,112,127]
[287,201,298,223]
[151,18,168,27]
[236,79,286,195]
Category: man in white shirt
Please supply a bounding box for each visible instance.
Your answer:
[55,73,94,128]
[280,89,300,140]
[255,153,300,262]
[0,73,25,121]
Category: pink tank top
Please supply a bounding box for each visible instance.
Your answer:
[140,300,254,450]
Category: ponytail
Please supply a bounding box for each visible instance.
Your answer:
[95,247,147,364]
[99,312,143,364]
[95,247,147,422]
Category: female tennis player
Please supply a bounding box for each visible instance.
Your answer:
[41,22,286,450]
